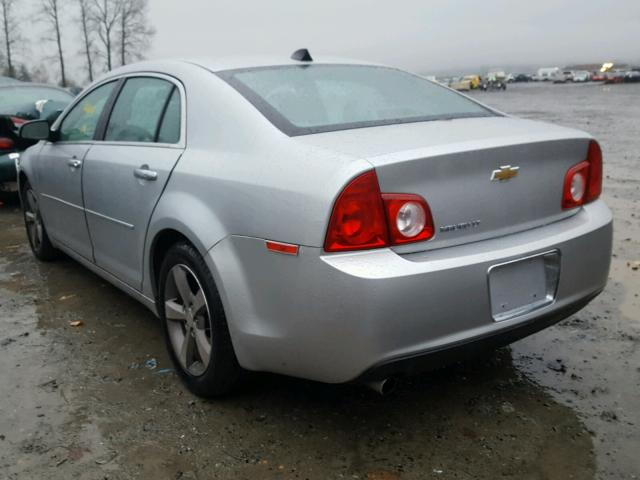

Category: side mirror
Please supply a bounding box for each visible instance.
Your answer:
[19,120,52,141]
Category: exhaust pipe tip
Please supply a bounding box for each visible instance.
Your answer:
[365,377,398,395]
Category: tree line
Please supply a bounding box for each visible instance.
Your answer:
[0,0,154,87]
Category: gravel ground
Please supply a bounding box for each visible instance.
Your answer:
[0,82,638,480]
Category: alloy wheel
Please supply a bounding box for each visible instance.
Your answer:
[164,264,213,376]
[24,189,43,251]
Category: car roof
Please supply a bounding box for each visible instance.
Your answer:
[184,55,382,72]
[0,76,22,85]
[105,55,386,80]
[0,82,72,93]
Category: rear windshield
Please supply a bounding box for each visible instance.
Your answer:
[219,65,495,136]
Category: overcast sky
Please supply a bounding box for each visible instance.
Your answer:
[148,0,640,73]
[15,0,640,84]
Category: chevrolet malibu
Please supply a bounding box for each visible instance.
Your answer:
[17,51,612,396]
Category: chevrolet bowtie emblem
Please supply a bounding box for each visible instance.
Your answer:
[491,165,520,181]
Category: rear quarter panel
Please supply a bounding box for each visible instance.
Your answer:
[142,68,370,299]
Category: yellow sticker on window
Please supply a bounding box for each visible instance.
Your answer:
[83,103,96,115]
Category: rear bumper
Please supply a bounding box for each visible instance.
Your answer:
[355,290,600,382]
[208,200,612,383]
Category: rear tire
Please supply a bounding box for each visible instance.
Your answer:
[158,242,241,397]
[21,180,59,261]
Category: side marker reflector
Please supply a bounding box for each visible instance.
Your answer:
[266,241,299,256]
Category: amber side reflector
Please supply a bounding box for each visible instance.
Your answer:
[265,241,299,256]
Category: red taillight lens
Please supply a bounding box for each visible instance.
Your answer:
[324,171,389,252]
[562,140,603,209]
[382,194,435,245]
[584,140,602,203]
[0,137,14,150]
[324,171,435,252]
[10,116,26,127]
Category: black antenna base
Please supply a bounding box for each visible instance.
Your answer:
[291,48,313,62]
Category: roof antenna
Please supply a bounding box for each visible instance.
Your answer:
[291,48,313,62]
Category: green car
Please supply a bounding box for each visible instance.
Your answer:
[0,83,74,192]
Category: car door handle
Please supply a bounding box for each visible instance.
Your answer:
[67,158,82,169]
[134,166,158,181]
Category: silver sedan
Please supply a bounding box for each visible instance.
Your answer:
[17,51,612,396]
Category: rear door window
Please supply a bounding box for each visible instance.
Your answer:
[156,88,181,144]
[105,77,174,143]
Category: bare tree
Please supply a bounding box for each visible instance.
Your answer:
[0,0,19,77]
[40,0,68,86]
[118,0,154,66]
[91,0,122,71]
[77,0,95,81]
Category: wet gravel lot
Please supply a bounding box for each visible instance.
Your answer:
[1,82,638,479]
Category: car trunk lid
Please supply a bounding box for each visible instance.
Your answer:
[295,116,592,253]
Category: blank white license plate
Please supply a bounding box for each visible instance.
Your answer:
[489,251,560,322]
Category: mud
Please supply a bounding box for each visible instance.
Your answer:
[0,82,638,479]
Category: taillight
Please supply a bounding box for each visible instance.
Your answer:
[382,194,434,245]
[10,116,26,127]
[324,171,389,252]
[584,140,602,203]
[0,137,14,150]
[562,140,603,209]
[324,171,435,252]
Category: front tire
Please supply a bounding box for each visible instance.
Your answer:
[158,242,241,397]
[21,180,58,261]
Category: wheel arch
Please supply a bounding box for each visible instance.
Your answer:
[17,170,33,212]
[17,170,28,197]
[143,189,228,301]
[149,227,199,300]
[18,170,28,187]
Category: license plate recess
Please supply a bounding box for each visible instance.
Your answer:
[489,251,560,322]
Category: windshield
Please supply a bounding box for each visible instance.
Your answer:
[219,65,495,136]
[0,86,74,120]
